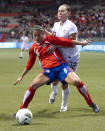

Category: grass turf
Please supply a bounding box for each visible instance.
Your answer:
[0,49,105,131]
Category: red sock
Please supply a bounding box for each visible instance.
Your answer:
[76,81,93,106]
[20,86,36,109]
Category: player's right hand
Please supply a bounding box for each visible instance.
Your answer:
[82,39,91,47]
[14,76,23,86]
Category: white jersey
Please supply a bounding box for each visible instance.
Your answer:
[21,36,29,44]
[52,19,80,71]
[21,36,29,50]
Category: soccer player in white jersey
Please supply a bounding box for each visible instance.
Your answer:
[20,31,29,58]
[47,4,99,113]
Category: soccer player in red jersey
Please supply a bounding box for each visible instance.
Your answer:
[14,25,99,113]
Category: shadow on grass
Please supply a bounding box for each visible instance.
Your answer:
[33,107,105,119]
[0,106,105,122]
[33,109,59,118]
[0,113,13,121]
[12,122,48,126]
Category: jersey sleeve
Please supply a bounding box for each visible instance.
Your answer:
[47,35,73,47]
[25,46,36,70]
[69,24,78,35]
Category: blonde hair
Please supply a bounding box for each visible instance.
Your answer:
[59,4,71,13]
[32,25,43,32]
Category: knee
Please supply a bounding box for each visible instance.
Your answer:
[73,79,81,86]
[31,83,38,89]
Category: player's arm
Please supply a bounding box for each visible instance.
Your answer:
[49,36,91,47]
[72,39,91,46]
[14,47,36,86]
[67,33,77,47]
[46,33,77,52]
[68,33,77,40]
[43,27,54,36]
[13,68,29,85]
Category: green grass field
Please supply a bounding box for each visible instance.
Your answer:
[0,49,105,131]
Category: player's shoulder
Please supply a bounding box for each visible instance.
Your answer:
[67,20,77,27]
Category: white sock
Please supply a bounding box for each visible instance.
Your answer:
[61,87,70,107]
[51,83,59,96]
[20,51,23,57]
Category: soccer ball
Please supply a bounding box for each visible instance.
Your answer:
[16,108,33,125]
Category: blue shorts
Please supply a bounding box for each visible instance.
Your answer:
[43,63,72,85]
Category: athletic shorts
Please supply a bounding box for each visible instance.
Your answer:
[64,55,80,72]
[43,63,72,85]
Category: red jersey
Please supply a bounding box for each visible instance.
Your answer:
[25,35,73,70]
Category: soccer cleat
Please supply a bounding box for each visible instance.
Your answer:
[60,105,68,112]
[49,93,56,104]
[19,56,23,59]
[90,103,99,113]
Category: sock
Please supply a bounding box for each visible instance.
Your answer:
[76,81,93,106]
[20,86,36,109]
[61,87,70,107]
[51,83,59,96]
[20,51,23,57]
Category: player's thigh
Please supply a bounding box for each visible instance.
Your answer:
[31,73,50,88]
[65,72,81,86]
[68,61,78,72]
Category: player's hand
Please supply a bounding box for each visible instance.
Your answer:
[14,76,23,86]
[43,28,48,34]
[82,39,91,47]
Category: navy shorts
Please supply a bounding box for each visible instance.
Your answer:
[43,63,72,85]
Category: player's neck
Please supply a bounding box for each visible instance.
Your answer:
[60,19,68,25]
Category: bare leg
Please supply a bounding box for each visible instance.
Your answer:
[20,73,50,109]
[65,72,99,113]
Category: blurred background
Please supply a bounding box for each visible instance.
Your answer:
[0,0,105,50]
